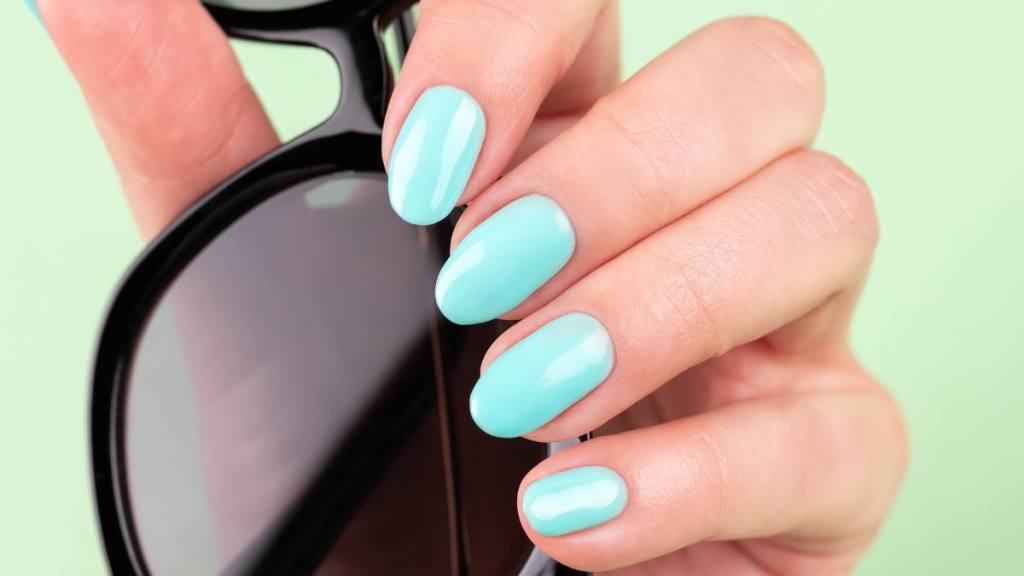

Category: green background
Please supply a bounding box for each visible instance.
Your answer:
[2,1,1021,574]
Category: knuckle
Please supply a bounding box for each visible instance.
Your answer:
[119,79,257,181]
[873,382,911,482]
[432,0,545,39]
[52,6,151,89]
[687,424,735,533]
[843,378,911,529]
[421,0,572,85]
[474,0,547,37]
[100,20,166,90]
[639,238,736,361]
[706,16,825,106]
[585,96,694,219]
[789,151,879,252]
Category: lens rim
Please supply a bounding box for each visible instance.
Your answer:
[201,0,417,33]
[203,0,328,13]
[90,8,395,575]
[118,171,449,576]
[92,161,384,574]
[90,3,588,575]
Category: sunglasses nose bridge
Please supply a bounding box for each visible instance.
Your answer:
[311,21,393,137]
[238,22,391,139]
[211,17,397,139]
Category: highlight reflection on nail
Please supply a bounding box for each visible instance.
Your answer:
[470,313,613,438]
[523,466,628,537]
[388,86,485,225]
[435,194,575,325]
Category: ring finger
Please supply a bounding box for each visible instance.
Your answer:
[467,149,878,440]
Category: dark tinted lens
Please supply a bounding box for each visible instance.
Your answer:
[442,322,550,576]
[123,173,543,575]
[204,0,326,10]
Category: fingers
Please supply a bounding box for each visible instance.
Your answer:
[38,0,278,237]
[517,387,907,572]
[382,0,613,224]
[469,150,878,440]
[505,1,621,168]
[440,17,826,324]
[538,0,620,116]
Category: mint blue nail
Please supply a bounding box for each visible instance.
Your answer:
[470,313,613,438]
[23,0,40,21]
[435,195,575,325]
[388,86,485,225]
[523,466,628,537]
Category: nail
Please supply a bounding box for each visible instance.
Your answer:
[523,466,628,537]
[470,313,613,438]
[23,0,41,22]
[388,85,485,225]
[435,195,575,325]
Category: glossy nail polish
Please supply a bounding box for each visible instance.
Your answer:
[523,466,628,537]
[388,86,485,225]
[435,195,575,325]
[470,313,613,438]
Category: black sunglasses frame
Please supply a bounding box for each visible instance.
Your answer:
[89,2,586,575]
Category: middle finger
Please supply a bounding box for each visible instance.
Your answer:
[438,17,825,325]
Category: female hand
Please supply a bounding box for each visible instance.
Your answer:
[385,3,906,574]
[38,0,906,573]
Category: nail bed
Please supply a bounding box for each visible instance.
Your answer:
[435,194,575,325]
[388,85,485,225]
[523,466,628,537]
[470,313,613,438]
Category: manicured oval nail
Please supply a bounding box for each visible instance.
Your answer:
[523,466,628,537]
[470,313,613,438]
[388,86,485,225]
[435,195,575,325]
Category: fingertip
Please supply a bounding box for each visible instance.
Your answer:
[466,387,518,439]
[521,465,628,537]
[385,85,485,224]
[383,0,609,222]
[515,458,634,573]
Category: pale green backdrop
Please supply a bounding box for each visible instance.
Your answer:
[1,1,1021,574]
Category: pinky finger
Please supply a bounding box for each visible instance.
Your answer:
[517,385,906,574]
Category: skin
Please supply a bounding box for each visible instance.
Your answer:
[38,0,908,573]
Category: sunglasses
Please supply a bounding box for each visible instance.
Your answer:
[89,1,586,574]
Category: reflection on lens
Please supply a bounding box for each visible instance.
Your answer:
[204,0,326,11]
[125,174,446,574]
[124,173,548,575]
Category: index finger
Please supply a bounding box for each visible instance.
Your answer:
[382,0,614,225]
